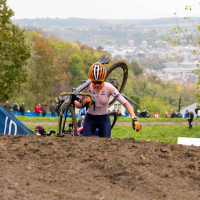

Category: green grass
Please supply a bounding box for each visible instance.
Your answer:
[17,116,198,123]
[111,125,200,144]
[17,116,59,122]
[27,124,200,144]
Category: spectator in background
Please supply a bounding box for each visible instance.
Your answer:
[136,109,141,117]
[195,106,200,117]
[146,111,150,118]
[117,108,122,117]
[153,112,160,118]
[79,108,86,116]
[124,109,129,116]
[50,102,56,117]
[19,102,25,116]
[11,101,18,116]
[184,110,188,118]
[141,108,147,118]
[187,109,194,129]
[35,103,41,117]
[164,110,169,118]
[41,101,48,117]
[171,109,177,118]
[77,115,85,128]
[4,101,11,112]
[112,107,116,112]
[176,111,182,118]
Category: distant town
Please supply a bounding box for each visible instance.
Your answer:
[102,38,199,86]
[13,18,200,86]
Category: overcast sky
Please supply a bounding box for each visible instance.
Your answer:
[6,0,200,20]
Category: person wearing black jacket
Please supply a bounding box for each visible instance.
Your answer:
[50,102,56,117]
[4,101,11,112]
[20,102,25,116]
[187,110,194,129]
[171,109,177,118]
[77,115,85,128]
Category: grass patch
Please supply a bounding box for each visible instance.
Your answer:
[27,124,200,144]
[18,115,197,123]
[111,125,200,144]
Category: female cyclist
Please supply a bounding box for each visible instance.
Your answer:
[75,62,141,137]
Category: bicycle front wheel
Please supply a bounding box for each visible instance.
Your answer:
[105,61,128,107]
[58,102,77,136]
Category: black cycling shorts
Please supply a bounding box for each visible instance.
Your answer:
[83,113,111,138]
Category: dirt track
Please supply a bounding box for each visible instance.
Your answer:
[22,121,189,126]
[1,135,200,200]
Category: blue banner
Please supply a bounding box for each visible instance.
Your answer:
[0,106,35,135]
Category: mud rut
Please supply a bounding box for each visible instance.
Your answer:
[1,135,200,200]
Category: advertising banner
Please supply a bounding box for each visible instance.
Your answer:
[0,106,35,135]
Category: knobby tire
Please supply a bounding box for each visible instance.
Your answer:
[105,61,128,107]
[58,102,77,136]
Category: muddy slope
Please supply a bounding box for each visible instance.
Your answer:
[0,135,200,200]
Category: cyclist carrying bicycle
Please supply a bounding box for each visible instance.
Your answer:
[75,62,141,137]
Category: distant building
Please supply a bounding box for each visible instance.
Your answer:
[128,40,134,47]
[141,40,148,47]
[138,50,145,58]
[158,61,179,70]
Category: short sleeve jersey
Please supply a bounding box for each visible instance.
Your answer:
[80,82,127,115]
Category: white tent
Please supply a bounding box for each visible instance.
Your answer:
[180,102,199,118]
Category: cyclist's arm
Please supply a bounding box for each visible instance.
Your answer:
[75,100,84,109]
[122,101,135,117]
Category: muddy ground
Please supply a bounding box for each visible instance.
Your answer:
[1,135,200,200]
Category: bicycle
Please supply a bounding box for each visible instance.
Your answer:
[56,55,129,136]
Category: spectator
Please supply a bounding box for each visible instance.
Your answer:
[195,106,200,117]
[141,108,147,118]
[184,110,188,118]
[124,109,129,116]
[19,102,25,116]
[136,109,141,117]
[187,109,194,129]
[4,101,11,112]
[117,108,122,117]
[112,107,116,112]
[171,109,177,118]
[164,110,169,118]
[50,102,56,117]
[176,111,182,118]
[35,103,41,117]
[41,101,48,117]
[146,111,150,118]
[153,112,160,118]
[11,101,18,116]
[77,115,85,128]
[79,108,86,116]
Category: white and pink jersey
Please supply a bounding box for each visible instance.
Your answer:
[80,82,127,115]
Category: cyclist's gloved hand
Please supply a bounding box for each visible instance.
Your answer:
[132,115,141,131]
[82,97,92,107]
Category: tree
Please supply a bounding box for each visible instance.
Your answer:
[96,46,103,52]
[68,54,85,87]
[0,0,31,102]
[128,61,143,76]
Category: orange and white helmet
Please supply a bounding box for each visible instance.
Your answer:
[88,62,106,82]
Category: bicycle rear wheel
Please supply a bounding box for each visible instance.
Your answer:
[58,102,77,136]
[109,111,118,130]
[105,61,128,107]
